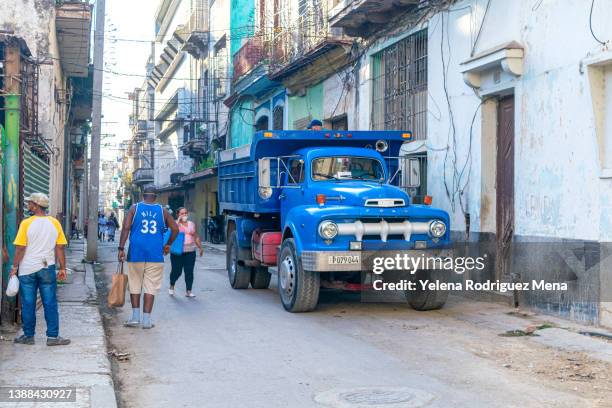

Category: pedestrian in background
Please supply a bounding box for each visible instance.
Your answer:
[11,193,71,346]
[169,207,203,298]
[98,212,107,242]
[118,185,178,329]
[71,215,79,239]
[107,213,119,242]
[307,119,323,131]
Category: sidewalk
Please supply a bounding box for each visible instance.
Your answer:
[0,239,117,408]
[202,241,226,253]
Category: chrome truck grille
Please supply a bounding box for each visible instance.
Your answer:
[336,220,430,242]
[364,198,405,207]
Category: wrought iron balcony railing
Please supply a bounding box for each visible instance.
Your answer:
[132,168,154,185]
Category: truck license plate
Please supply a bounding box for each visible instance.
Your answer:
[328,255,361,265]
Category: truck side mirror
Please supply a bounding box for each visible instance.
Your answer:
[406,158,421,188]
[258,158,271,188]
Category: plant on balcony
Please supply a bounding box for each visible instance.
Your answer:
[195,156,214,172]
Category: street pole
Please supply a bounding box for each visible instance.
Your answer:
[87,0,105,262]
[1,44,22,325]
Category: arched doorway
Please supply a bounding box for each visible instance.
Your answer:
[255,115,269,131]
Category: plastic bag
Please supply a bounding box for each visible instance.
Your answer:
[6,275,19,297]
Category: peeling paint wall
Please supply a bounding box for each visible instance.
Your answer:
[0,0,69,218]
[425,0,612,243]
[350,0,612,243]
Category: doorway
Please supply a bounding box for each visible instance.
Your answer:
[496,95,515,280]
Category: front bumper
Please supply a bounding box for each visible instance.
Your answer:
[301,249,453,272]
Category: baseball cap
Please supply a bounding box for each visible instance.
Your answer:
[307,119,323,129]
[25,192,50,208]
[143,185,157,196]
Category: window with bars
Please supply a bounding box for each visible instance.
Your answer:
[371,30,427,139]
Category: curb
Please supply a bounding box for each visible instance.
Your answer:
[84,263,119,408]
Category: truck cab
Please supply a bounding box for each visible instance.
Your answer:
[218,130,452,312]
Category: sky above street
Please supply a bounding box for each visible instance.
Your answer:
[100,0,156,160]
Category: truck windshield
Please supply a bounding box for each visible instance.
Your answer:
[311,157,384,181]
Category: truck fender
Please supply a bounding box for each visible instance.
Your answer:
[282,222,304,255]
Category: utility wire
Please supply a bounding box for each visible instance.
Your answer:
[470,0,491,57]
[589,0,607,46]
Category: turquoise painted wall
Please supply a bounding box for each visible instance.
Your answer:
[230,99,254,148]
[287,82,323,129]
[230,0,255,58]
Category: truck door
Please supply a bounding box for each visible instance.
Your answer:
[280,157,305,227]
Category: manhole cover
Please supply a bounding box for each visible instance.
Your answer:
[315,387,434,408]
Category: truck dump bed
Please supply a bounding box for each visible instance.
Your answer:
[218,130,412,214]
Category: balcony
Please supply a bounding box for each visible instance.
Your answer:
[133,168,154,186]
[328,0,420,37]
[136,120,148,139]
[267,4,352,92]
[232,36,268,83]
[178,10,209,58]
[55,1,93,77]
[180,137,208,160]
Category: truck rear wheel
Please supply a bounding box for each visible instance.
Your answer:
[227,231,251,289]
[251,267,271,289]
[278,239,320,312]
[405,269,449,311]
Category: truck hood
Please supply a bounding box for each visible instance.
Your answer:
[311,181,410,207]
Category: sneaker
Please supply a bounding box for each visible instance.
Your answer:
[47,336,71,346]
[14,335,35,345]
[186,292,196,298]
[142,321,155,330]
[123,319,140,328]
[168,288,175,296]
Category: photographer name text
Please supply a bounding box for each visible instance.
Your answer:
[373,279,568,292]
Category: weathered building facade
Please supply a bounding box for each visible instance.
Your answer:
[0,0,92,325]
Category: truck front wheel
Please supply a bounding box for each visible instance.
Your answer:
[404,269,449,311]
[278,239,320,312]
[227,231,252,289]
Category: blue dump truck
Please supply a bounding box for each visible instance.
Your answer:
[218,130,452,312]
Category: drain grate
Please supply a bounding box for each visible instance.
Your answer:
[315,387,435,408]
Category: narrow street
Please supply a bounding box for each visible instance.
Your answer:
[94,243,611,408]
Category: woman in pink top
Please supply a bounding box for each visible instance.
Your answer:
[169,207,203,297]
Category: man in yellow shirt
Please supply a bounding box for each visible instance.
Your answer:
[10,193,70,346]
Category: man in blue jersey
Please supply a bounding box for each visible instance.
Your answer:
[118,185,178,329]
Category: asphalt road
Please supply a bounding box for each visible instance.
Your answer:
[96,243,610,408]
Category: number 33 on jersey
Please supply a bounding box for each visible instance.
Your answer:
[128,202,166,263]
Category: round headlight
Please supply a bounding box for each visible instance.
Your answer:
[258,187,272,199]
[318,221,338,239]
[429,220,446,238]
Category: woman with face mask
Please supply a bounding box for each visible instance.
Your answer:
[169,207,203,297]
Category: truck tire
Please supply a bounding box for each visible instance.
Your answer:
[278,239,320,312]
[250,267,271,289]
[227,231,252,289]
[404,269,449,311]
